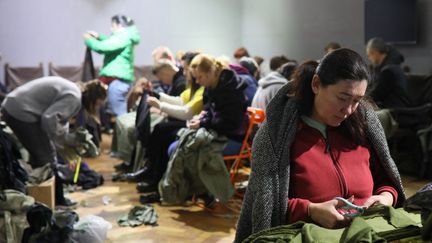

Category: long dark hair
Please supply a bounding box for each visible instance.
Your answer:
[111,15,134,27]
[289,60,318,98]
[293,48,371,145]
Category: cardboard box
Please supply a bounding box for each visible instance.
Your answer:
[27,176,55,209]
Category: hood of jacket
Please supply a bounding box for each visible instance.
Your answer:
[258,71,288,88]
[214,69,247,93]
[125,25,140,45]
[229,63,250,75]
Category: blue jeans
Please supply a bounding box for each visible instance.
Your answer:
[167,139,242,158]
[107,80,132,116]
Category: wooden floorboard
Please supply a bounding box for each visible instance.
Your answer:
[68,134,429,243]
[69,134,237,243]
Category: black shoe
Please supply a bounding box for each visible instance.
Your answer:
[139,193,160,204]
[199,193,216,208]
[56,197,78,210]
[111,172,127,182]
[114,161,131,172]
[125,167,151,182]
[136,181,157,193]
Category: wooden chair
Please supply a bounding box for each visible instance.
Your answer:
[224,107,265,182]
[134,65,156,81]
[48,62,83,82]
[4,63,44,91]
[134,65,164,89]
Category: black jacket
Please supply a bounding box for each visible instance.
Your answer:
[135,91,151,145]
[368,64,411,108]
[169,70,186,97]
[370,45,405,84]
[200,69,247,141]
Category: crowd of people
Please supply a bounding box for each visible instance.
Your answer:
[1,13,429,243]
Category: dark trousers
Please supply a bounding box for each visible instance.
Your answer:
[146,120,185,183]
[2,110,56,168]
[2,110,66,203]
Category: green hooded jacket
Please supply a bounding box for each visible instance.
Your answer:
[85,25,140,82]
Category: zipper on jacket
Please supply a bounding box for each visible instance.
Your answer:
[325,134,348,198]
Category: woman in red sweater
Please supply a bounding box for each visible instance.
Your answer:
[287,53,397,228]
[235,49,405,242]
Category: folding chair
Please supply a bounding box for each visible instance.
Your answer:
[4,63,44,91]
[134,65,157,81]
[48,62,83,82]
[191,108,265,213]
[390,103,432,178]
[134,65,163,90]
[224,107,265,182]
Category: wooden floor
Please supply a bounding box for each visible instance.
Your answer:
[69,134,238,243]
[68,134,429,243]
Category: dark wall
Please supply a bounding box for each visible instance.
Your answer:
[241,0,432,75]
[396,0,432,74]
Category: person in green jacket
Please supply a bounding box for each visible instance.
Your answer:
[84,14,140,116]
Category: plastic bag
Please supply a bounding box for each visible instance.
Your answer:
[71,215,112,243]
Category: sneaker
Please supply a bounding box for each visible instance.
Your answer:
[56,197,78,210]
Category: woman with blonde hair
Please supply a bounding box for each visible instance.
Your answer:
[150,54,249,206]
[187,54,247,140]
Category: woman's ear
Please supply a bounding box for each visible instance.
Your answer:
[311,74,321,94]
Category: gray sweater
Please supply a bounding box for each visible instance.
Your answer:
[2,76,81,142]
[234,83,406,242]
[251,71,288,111]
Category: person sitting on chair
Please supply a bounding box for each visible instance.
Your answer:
[128,52,205,191]
[366,37,411,109]
[235,49,405,242]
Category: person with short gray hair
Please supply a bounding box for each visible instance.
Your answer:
[239,56,259,80]
[151,59,185,98]
[366,37,410,108]
[366,38,388,55]
[324,41,341,53]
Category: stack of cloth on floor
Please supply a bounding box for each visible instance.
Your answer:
[1,189,112,243]
[57,128,104,190]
